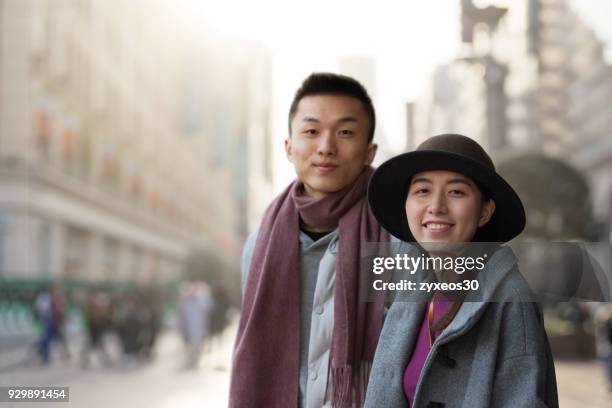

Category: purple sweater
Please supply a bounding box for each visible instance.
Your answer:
[402,295,452,407]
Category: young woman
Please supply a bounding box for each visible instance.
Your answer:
[364,134,558,407]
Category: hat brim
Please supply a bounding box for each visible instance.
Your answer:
[368,150,526,243]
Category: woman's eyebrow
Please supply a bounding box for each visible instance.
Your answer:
[411,177,432,185]
[447,179,472,186]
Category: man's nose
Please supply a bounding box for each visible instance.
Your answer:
[317,131,337,155]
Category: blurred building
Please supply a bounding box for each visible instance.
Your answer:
[339,56,397,162]
[339,56,376,98]
[564,6,612,238]
[411,57,507,152]
[0,0,273,283]
[411,0,612,238]
[411,1,508,152]
[490,0,612,237]
[489,0,574,155]
[180,30,274,244]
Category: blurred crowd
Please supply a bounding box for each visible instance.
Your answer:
[0,278,231,372]
[2,280,611,388]
[31,283,164,369]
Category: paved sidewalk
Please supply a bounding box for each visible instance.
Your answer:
[0,335,37,372]
[556,360,611,408]
[1,322,611,407]
[0,325,235,408]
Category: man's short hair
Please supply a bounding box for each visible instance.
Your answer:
[288,72,376,143]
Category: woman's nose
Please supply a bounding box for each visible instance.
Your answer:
[427,192,448,214]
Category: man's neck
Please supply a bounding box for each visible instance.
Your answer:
[301,228,333,242]
[300,221,334,234]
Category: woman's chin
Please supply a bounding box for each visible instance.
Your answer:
[419,240,466,256]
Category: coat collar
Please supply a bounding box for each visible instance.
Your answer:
[434,245,519,344]
[389,244,520,346]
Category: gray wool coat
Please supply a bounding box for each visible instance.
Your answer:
[364,246,559,408]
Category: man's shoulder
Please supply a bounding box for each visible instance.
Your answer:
[240,228,260,295]
[242,227,260,268]
[244,227,259,251]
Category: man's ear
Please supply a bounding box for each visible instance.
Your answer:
[365,143,378,165]
[478,199,496,227]
[284,138,293,163]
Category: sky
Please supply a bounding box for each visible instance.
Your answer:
[173,0,612,192]
[570,0,612,62]
[174,0,462,191]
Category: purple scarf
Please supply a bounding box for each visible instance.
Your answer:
[229,167,389,407]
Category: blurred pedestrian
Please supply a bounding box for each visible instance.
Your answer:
[115,293,144,368]
[34,286,55,365]
[593,304,612,391]
[50,285,71,360]
[178,281,215,369]
[138,283,163,360]
[607,312,612,391]
[80,290,112,369]
[599,304,612,391]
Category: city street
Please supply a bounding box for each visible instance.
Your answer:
[1,322,611,408]
[0,325,235,408]
[556,360,611,408]
[2,0,612,407]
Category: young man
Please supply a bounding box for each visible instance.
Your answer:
[229,73,390,408]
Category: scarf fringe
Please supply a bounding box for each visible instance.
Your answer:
[331,361,372,407]
[331,366,353,408]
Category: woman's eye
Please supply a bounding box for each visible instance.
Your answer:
[413,188,428,195]
[449,189,465,196]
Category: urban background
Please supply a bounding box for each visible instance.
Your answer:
[0,0,611,406]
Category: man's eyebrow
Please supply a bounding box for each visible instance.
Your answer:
[337,116,358,124]
[301,116,358,124]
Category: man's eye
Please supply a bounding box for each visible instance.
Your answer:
[449,189,465,196]
[303,129,317,135]
[338,129,354,136]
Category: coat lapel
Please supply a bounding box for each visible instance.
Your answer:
[435,246,519,344]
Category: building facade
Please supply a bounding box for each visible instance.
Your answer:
[0,0,273,283]
[411,0,612,237]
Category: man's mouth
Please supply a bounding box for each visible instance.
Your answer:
[313,163,338,172]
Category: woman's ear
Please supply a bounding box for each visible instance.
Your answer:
[478,199,496,227]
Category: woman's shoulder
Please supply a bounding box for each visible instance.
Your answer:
[494,264,537,302]
[480,245,537,303]
[487,267,550,360]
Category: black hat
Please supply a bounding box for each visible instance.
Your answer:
[368,134,525,243]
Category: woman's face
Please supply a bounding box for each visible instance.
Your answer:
[405,170,495,246]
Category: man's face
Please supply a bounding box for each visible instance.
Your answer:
[285,94,377,199]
